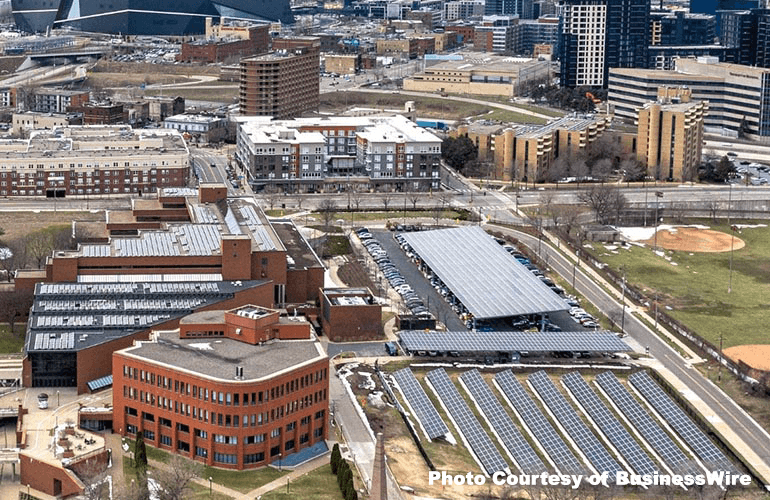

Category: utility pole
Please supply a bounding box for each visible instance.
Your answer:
[718,333,723,382]
[620,267,626,334]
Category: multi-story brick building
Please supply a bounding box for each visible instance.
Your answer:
[68,102,124,125]
[18,185,325,392]
[0,125,188,197]
[239,37,320,119]
[177,20,270,64]
[25,89,89,114]
[113,304,329,470]
[236,114,442,192]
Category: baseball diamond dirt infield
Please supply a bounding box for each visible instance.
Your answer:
[642,227,745,253]
[724,345,770,371]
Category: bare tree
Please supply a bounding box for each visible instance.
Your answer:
[0,289,34,336]
[578,184,627,224]
[152,455,204,500]
[547,155,570,183]
[264,190,280,211]
[318,198,338,231]
[73,457,109,500]
[24,231,55,268]
[540,191,556,227]
[621,158,646,183]
[407,191,421,210]
[381,193,393,211]
[706,199,720,222]
[570,157,590,186]
[350,185,364,211]
[592,158,614,182]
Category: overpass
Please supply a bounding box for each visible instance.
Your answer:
[17,49,107,71]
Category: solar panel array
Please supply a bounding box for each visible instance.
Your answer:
[401,226,568,319]
[459,369,547,475]
[172,224,223,256]
[562,372,658,476]
[400,331,632,354]
[393,368,449,440]
[426,368,509,475]
[528,371,623,476]
[595,372,700,476]
[628,372,736,473]
[494,370,586,476]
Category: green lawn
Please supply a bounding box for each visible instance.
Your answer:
[0,325,25,353]
[486,109,547,125]
[592,221,770,348]
[261,464,344,500]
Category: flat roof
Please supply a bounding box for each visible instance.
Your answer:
[400,330,632,353]
[122,330,326,382]
[402,226,568,319]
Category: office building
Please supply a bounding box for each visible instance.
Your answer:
[12,112,82,135]
[718,9,770,67]
[319,288,382,341]
[18,185,325,392]
[403,54,551,96]
[22,89,90,114]
[164,114,229,144]
[650,10,716,46]
[636,93,707,181]
[236,114,442,193]
[559,0,650,87]
[608,57,770,139]
[239,38,320,119]
[444,0,485,21]
[0,125,188,197]
[514,16,560,56]
[113,304,328,469]
[691,0,758,15]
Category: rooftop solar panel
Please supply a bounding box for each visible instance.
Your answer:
[426,368,509,476]
[459,369,548,475]
[493,370,586,476]
[401,226,568,319]
[393,368,449,440]
[562,372,658,476]
[400,331,631,354]
[595,372,700,476]
[628,372,736,473]
[528,371,623,476]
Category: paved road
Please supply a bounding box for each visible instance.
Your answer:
[492,224,770,488]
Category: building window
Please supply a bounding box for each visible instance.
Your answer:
[160,435,172,446]
[194,429,208,439]
[144,430,155,441]
[270,428,281,438]
[300,433,309,444]
[214,453,237,464]
[314,427,324,438]
[126,424,137,435]
[244,452,264,464]
[195,447,208,458]
[285,440,295,451]
[177,441,190,452]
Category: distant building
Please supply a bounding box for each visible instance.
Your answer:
[0,125,188,197]
[559,0,650,87]
[514,16,560,56]
[239,38,320,119]
[236,114,442,192]
[718,8,770,68]
[146,96,186,122]
[113,304,329,470]
[164,114,228,144]
[12,111,82,135]
[324,54,360,75]
[650,10,716,46]
[608,57,770,139]
[24,89,90,114]
[455,114,612,182]
[403,54,551,97]
[444,0,485,21]
[636,92,707,181]
[178,19,270,64]
[68,102,124,125]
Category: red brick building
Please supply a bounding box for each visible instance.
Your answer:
[177,24,270,64]
[113,305,329,469]
[68,102,125,125]
[320,288,382,341]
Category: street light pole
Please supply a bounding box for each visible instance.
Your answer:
[209,477,213,496]
[728,182,734,293]
[653,191,664,254]
[572,249,580,290]
[620,267,626,334]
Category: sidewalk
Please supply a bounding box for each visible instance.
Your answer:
[245,453,330,499]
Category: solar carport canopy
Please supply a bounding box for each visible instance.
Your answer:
[401,226,568,319]
[400,331,632,354]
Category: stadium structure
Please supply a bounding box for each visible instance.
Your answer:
[11,0,292,35]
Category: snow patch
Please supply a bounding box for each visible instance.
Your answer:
[735,224,767,229]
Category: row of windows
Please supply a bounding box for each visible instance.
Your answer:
[124,365,328,405]
[124,390,327,428]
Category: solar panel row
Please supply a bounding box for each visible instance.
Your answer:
[459,369,548,475]
[595,371,701,477]
[494,370,587,476]
[528,371,623,476]
[399,331,632,354]
[426,368,509,476]
[562,372,658,476]
[393,368,449,440]
[628,371,736,473]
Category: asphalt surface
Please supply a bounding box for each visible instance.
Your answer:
[495,224,770,486]
[370,229,468,331]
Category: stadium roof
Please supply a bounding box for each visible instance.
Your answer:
[401,226,568,319]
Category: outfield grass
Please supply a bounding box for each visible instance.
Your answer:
[593,220,770,348]
[261,464,344,500]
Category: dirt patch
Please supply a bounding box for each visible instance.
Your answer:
[724,345,770,371]
[0,211,103,242]
[642,227,745,253]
